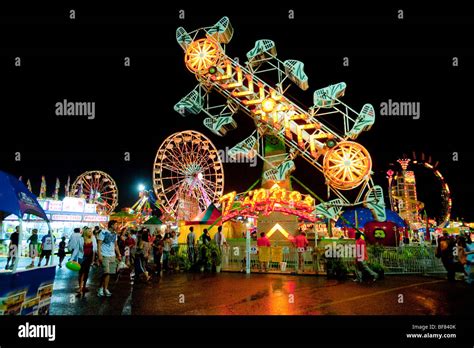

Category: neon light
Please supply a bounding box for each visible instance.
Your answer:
[266,223,290,238]
[220,185,315,223]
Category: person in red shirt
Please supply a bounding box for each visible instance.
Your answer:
[293,231,309,272]
[257,232,271,247]
[257,232,271,272]
[354,231,378,282]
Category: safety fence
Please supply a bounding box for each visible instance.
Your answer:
[1,239,446,275]
[219,241,447,275]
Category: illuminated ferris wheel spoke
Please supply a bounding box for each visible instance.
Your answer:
[201,177,219,190]
[163,181,185,195]
[163,149,188,173]
[161,162,184,175]
[160,175,187,180]
[333,166,345,178]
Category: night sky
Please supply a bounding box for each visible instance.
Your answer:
[1,4,473,222]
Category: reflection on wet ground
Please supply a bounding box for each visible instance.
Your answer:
[2,257,472,315]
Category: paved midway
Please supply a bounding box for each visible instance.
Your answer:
[1,257,472,315]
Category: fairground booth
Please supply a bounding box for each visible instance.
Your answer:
[0,170,56,315]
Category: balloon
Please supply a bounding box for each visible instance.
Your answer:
[66,261,81,271]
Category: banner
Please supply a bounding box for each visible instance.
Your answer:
[258,246,271,262]
[271,246,283,262]
[0,266,56,315]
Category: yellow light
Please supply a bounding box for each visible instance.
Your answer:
[261,98,276,113]
[266,223,290,238]
[185,38,220,74]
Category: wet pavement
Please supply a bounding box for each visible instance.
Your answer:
[2,257,473,315]
[132,272,472,315]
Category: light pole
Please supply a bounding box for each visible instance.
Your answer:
[246,221,252,274]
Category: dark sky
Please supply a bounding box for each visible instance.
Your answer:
[1,4,473,221]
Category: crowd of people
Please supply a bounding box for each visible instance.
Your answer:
[4,226,56,270]
[436,230,474,284]
[9,220,471,297]
[3,220,235,297]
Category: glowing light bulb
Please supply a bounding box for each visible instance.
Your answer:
[261,98,276,113]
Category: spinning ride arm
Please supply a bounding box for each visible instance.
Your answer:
[174,17,386,221]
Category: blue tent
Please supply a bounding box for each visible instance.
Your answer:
[0,170,50,272]
[0,171,48,221]
[335,207,406,228]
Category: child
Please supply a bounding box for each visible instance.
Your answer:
[57,237,67,268]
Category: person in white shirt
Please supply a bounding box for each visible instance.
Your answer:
[97,221,122,297]
[38,232,55,267]
[68,228,82,262]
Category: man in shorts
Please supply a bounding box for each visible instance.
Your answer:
[97,220,122,297]
[38,231,54,267]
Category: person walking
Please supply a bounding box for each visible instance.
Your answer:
[134,234,151,281]
[186,227,196,264]
[26,229,39,269]
[77,227,97,296]
[5,226,20,270]
[464,233,474,284]
[170,230,180,255]
[124,231,135,268]
[97,221,122,297]
[436,231,456,282]
[68,228,82,262]
[38,232,54,267]
[141,228,151,262]
[93,226,101,238]
[162,233,172,272]
[353,231,378,282]
[57,237,67,268]
[152,234,164,275]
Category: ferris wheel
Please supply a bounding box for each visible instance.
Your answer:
[153,130,224,220]
[71,170,118,215]
[388,154,452,228]
[411,154,452,227]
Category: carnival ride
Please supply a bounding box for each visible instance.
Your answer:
[388,154,452,228]
[152,130,224,220]
[128,188,164,224]
[71,170,118,215]
[174,16,386,222]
